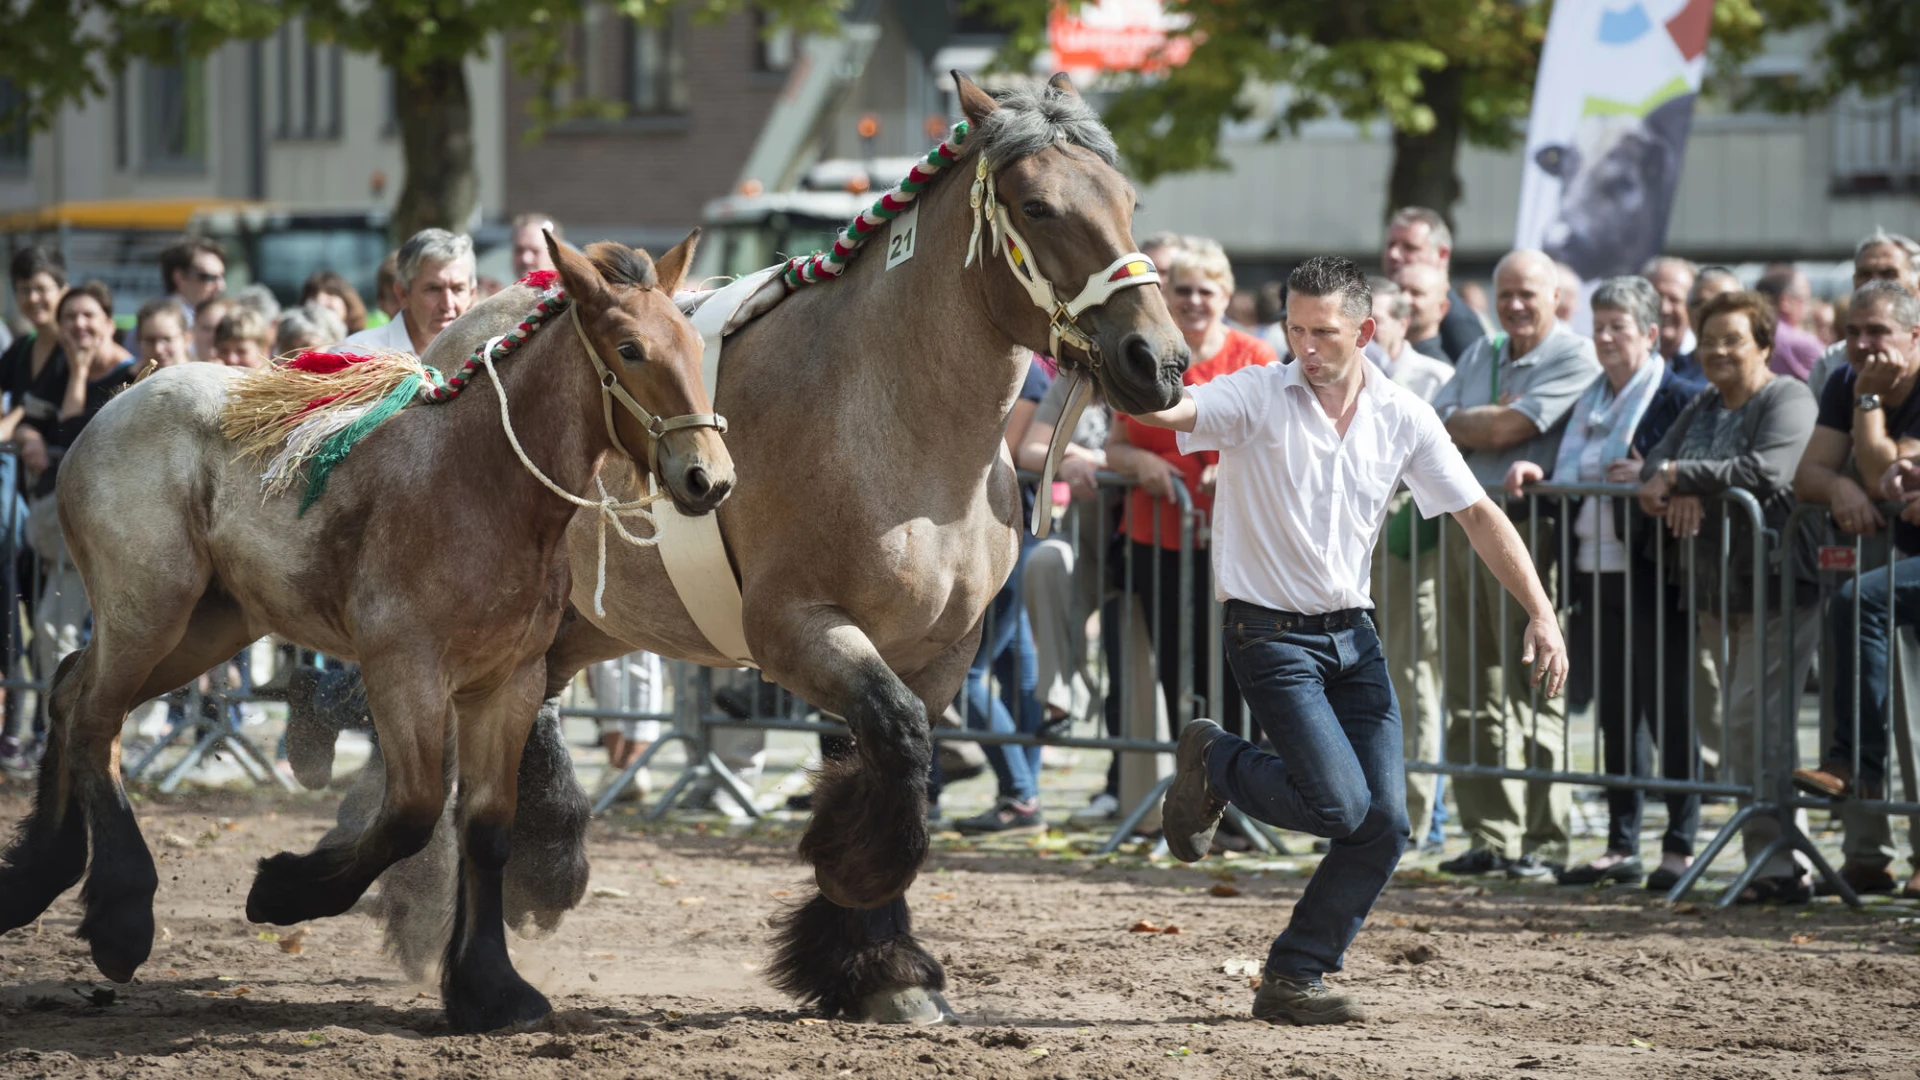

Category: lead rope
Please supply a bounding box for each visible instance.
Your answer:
[474,333,665,617]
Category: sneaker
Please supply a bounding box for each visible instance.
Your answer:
[1554,856,1640,886]
[1791,762,1851,799]
[953,797,1042,834]
[1251,974,1366,1025]
[1162,719,1228,863]
[1507,853,1564,881]
[1813,861,1896,897]
[1436,848,1512,876]
[1069,792,1121,826]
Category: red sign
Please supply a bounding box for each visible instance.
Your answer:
[1048,0,1194,73]
[1819,546,1858,571]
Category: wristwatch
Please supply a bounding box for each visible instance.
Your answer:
[1858,393,1884,412]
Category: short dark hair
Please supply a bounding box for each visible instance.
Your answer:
[1287,255,1372,323]
[9,246,66,289]
[55,279,114,322]
[159,236,225,292]
[1754,265,1803,303]
[1697,290,1776,354]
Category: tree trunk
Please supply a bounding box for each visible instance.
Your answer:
[392,55,478,243]
[1386,65,1465,227]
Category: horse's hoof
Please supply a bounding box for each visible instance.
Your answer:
[247,851,360,925]
[445,974,552,1034]
[853,987,954,1026]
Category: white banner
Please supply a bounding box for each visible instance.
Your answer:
[1515,0,1714,284]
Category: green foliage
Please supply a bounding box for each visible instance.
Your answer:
[973,0,1897,190]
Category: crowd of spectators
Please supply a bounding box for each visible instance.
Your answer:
[1,205,1916,903]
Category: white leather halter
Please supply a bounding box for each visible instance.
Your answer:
[965,156,1160,371]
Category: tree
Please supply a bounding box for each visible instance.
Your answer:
[0,1,842,241]
[976,0,1829,227]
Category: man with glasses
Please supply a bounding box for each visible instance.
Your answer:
[158,237,227,329]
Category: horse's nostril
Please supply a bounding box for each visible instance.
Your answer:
[684,466,711,499]
[1121,332,1156,371]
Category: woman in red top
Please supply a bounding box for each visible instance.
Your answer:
[1108,241,1277,742]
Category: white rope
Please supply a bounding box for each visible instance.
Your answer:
[476,334,663,617]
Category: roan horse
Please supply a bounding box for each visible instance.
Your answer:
[0,233,732,1034]
[349,72,1188,1026]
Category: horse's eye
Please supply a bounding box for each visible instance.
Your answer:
[1022,201,1053,220]
[617,342,643,363]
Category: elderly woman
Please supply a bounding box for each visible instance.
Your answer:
[1107,239,1275,749]
[1504,277,1699,889]
[1637,289,1821,904]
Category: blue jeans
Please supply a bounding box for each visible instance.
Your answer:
[1828,558,1920,790]
[956,544,1043,803]
[1205,601,1409,983]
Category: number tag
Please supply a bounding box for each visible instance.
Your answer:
[885,205,918,270]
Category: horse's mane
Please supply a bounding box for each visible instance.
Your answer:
[585,242,656,289]
[975,85,1118,171]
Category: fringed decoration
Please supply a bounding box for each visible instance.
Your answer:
[222,277,574,515]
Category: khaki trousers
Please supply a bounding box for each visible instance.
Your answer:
[1371,518,1442,842]
[1440,516,1571,861]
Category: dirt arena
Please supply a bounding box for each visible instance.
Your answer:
[2,783,1917,1080]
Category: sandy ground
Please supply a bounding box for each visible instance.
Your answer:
[3,779,1919,1080]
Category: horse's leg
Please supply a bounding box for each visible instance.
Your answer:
[756,613,939,909]
[0,651,88,935]
[503,608,625,932]
[765,624,978,1023]
[246,652,450,925]
[441,662,552,1033]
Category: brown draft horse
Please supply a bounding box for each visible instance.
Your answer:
[359,72,1190,1025]
[0,233,732,1034]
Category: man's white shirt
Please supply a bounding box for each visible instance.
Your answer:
[342,314,418,356]
[1178,359,1483,614]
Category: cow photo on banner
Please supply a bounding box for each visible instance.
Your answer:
[1516,0,1713,326]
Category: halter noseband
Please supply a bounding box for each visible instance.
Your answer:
[568,302,728,475]
[965,156,1161,370]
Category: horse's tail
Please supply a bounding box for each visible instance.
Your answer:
[0,650,90,932]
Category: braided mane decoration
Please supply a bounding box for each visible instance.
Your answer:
[780,121,971,290]
[222,269,569,513]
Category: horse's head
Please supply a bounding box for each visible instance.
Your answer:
[548,230,734,516]
[957,72,1187,415]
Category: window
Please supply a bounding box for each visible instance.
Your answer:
[753,8,794,74]
[276,19,343,140]
[0,78,29,174]
[1831,90,1920,195]
[143,53,208,171]
[627,15,688,115]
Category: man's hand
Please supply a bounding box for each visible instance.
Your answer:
[1504,460,1544,500]
[1665,494,1704,538]
[1132,454,1182,500]
[1059,456,1100,502]
[1855,350,1905,396]
[1198,462,1219,496]
[1880,458,1920,502]
[1638,466,1672,517]
[15,426,47,476]
[1831,477,1886,536]
[1521,615,1569,697]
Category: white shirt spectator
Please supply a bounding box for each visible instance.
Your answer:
[342,314,417,356]
[1178,358,1484,614]
[1366,340,1454,403]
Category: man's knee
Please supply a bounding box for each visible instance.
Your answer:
[1315,792,1372,840]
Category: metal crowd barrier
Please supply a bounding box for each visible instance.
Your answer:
[1780,504,1920,869]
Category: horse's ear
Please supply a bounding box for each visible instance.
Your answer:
[1047,72,1079,98]
[952,70,998,127]
[546,230,607,305]
[653,227,700,296]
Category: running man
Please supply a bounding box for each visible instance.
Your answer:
[1126,255,1568,1024]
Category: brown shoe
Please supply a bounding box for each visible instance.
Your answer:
[1791,763,1852,799]
[1840,862,1897,894]
[1162,719,1228,863]
[1904,869,1920,900]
